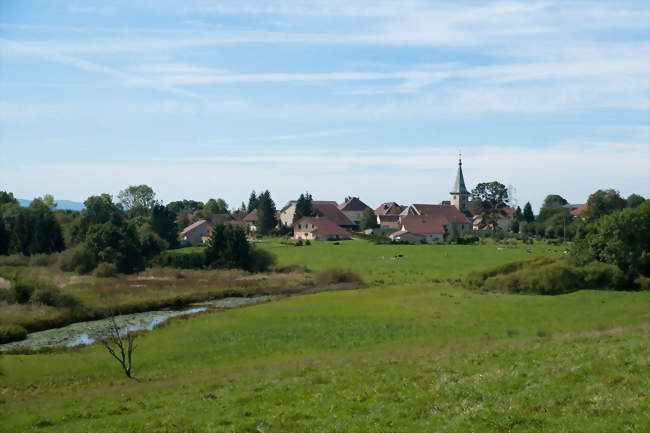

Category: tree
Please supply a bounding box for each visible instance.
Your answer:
[583,202,650,277]
[471,181,510,230]
[0,199,64,255]
[102,310,137,379]
[523,202,535,223]
[0,191,18,205]
[359,208,378,231]
[293,192,313,223]
[204,198,229,216]
[537,194,568,222]
[77,194,124,241]
[0,217,8,255]
[257,190,277,235]
[247,191,259,213]
[117,185,156,216]
[204,224,251,270]
[151,204,179,249]
[85,212,144,274]
[166,200,203,214]
[582,189,626,222]
[627,194,645,209]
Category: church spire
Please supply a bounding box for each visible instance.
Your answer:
[451,153,468,195]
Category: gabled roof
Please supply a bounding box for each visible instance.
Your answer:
[244,209,258,222]
[338,197,370,212]
[400,215,448,235]
[294,217,350,236]
[375,202,402,215]
[570,203,587,216]
[180,219,213,235]
[312,202,354,227]
[404,204,471,224]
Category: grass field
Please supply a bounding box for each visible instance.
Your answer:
[1,239,648,432]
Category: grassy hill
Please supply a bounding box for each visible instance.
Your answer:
[1,240,648,432]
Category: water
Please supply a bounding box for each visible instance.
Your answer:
[0,296,278,352]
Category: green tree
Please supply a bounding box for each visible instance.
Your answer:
[582,189,626,222]
[0,191,18,205]
[42,194,57,210]
[117,185,156,216]
[293,192,314,223]
[247,191,259,213]
[257,190,277,235]
[204,198,229,216]
[204,224,251,270]
[86,219,144,274]
[626,194,645,209]
[0,217,9,255]
[537,194,568,222]
[77,194,124,241]
[359,208,378,231]
[584,201,650,277]
[470,181,510,230]
[523,202,535,223]
[151,204,179,249]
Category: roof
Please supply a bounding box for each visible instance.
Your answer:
[571,203,587,216]
[451,159,469,195]
[294,217,350,236]
[224,220,246,228]
[377,214,400,222]
[400,215,448,235]
[244,209,258,222]
[374,202,402,215]
[180,219,213,235]
[312,202,354,226]
[338,197,370,212]
[405,204,471,224]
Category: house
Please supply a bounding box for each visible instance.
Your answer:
[279,200,355,230]
[399,204,472,233]
[389,215,448,243]
[375,202,403,216]
[376,214,400,232]
[472,205,515,231]
[568,203,587,218]
[279,200,337,226]
[243,209,258,231]
[180,219,214,246]
[293,217,350,241]
[338,196,371,225]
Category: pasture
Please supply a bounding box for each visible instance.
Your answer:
[1,239,648,432]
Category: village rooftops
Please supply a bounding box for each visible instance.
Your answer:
[312,202,354,227]
[401,204,471,224]
[243,209,258,222]
[374,202,402,215]
[399,215,448,235]
[280,200,337,213]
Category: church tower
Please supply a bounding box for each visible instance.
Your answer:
[450,155,470,213]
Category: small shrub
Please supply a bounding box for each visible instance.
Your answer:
[28,253,59,267]
[30,283,80,309]
[635,275,650,291]
[316,268,363,286]
[0,324,27,344]
[94,262,117,278]
[248,247,277,273]
[272,264,310,274]
[305,240,311,246]
[0,254,28,266]
[58,244,97,274]
[150,251,206,269]
[295,239,303,246]
[12,281,35,303]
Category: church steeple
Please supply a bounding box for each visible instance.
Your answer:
[450,153,470,212]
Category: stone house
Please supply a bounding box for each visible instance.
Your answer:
[293,217,350,241]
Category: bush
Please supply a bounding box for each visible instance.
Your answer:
[12,281,35,303]
[316,268,363,286]
[94,262,117,278]
[635,275,650,291]
[58,244,97,274]
[28,253,59,267]
[248,247,277,273]
[150,251,206,269]
[295,239,303,246]
[30,283,80,309]
[0,324,27,344]
[271,264,310,274]
[0,254,29,266]
[305,240,311,246]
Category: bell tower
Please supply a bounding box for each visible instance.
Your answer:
[450,153,469,212]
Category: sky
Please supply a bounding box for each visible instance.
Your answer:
[1,0,649,212]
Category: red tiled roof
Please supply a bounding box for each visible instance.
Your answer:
[571,203,587,216]
[244,209,258,222]
[410,204,471,224]
[294,217,350,236]
[312,202,354,227]
[180,219,213,235]
[378,214,400,222]
[400,215,448,235]
[338,197,370,212]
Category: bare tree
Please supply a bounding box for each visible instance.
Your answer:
[102,311,137,379]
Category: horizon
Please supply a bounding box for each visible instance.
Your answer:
[2,1,649,212]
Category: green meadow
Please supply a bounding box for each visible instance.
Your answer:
[1,240,648,432]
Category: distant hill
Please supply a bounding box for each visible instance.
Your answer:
[17,199,85,211]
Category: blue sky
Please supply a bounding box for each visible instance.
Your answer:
[1,0,649,212]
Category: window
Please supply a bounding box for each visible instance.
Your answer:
[298,224,302,229]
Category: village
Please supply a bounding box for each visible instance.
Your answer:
[179,158,586,245]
